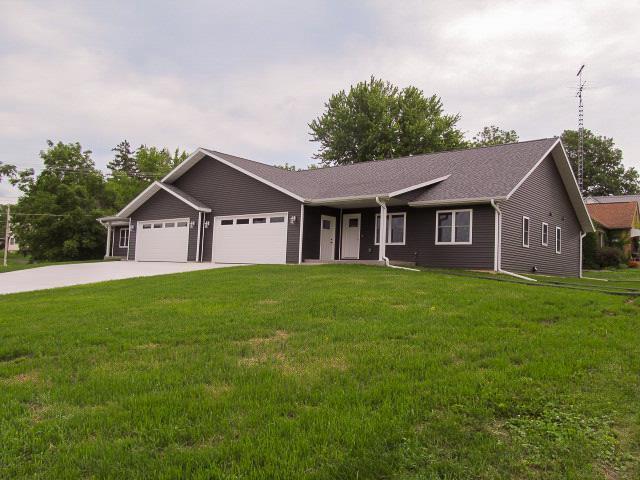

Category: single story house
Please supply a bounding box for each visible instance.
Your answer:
[585,196,640,259]
[99,137,594,277]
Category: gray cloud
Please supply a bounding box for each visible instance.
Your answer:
[1,0,639,203]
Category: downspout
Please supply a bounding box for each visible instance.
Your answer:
[579,231,586,278]
[490,199,536,282]
[375,196,419,272]
[195,212,202,262]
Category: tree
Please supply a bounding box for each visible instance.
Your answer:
[471,125,519,147]
[561,129,640,195]
[135,145,188,182]
[9,141,112,261]
[0,161,16,181]
[275,163,298,171]
[108,140,138,177]
[309,76,465,166]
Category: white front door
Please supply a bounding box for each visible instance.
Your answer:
[136,218,190,262]
[319,215,336,261]
[213,212,288,264]
[341,213,361,259]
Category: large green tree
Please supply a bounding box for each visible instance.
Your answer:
[561,129,639,195]
[9,141,112,260]
[309,77,465,166]
[135,145,188,182]
[470,125,519,147]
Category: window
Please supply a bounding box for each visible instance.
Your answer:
[322,219,331,230]
[236,218,250,225]
[176,221,188,227]
[153,223,162,229]
[164,222,175,228]
[435,209,472,245]
[142,224,152,229]
[556,227,562,254]
[220,219,233,226]
[252,217,266,224]
[119,228,129,248]
[541,222,548,246]
[522,216,530,247]
[270,216,285,223]
[375,212,406,245]
[348,218,359,228]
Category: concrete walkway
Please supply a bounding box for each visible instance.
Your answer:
[0,261,240,295]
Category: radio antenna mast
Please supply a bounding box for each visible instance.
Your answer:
[576,64,585,195]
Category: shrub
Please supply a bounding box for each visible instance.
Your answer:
[582,232,599,269]
[628,260,640,269]
[596,247,624,268]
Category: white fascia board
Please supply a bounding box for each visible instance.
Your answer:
[164,148,305,203]
[388,175,451,197]
[408,197,504,207]
[157,183,211,212]
[306,194,388,205]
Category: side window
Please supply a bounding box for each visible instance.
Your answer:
[556,227,562,254]
[541,222,548,246]
[522,217,530,248]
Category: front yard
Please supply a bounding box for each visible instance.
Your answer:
[0,265,639,478]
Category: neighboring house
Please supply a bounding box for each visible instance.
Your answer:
[585,197,640,259]
[98,137,594,276]
[7,235,19,252]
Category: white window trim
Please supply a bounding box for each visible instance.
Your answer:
[541,222,549,246]
[522,216,530,248]
[556,226,562,254]
[119,228,129,248]
[435,209,473,245]
[374,212,406,246]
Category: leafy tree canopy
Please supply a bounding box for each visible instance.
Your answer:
[135,145,188,182]
[561,129,639,195]
[9,141,112,261]
[309,76,465,166]
[471,125,519,147]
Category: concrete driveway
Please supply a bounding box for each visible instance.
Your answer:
[0,261,240,295]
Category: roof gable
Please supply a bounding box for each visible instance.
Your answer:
[117,181,211,218]
[586,201,640,229]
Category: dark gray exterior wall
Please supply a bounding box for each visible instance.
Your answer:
[128,190,199,261]
[302,204,494,269]
[111,226,129,257]
[171,157,302,263]
[500,155,582,276]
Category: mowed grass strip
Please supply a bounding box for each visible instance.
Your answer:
[0,265,639,479]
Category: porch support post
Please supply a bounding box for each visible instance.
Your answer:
[378,201,387,262]
[105,223,112,258]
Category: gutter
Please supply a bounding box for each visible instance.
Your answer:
[375,196,419,272]
[490,199,536,282]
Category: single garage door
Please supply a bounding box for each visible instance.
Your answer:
[213,212,288,264]
[136,218,190,262]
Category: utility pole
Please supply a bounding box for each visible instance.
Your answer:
[3,204,10,267]
[576,64,585,195]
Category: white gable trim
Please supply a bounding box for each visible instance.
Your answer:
[163,148,305,203]
[117,181,211,218]
[388,175,451,197]
[505,139,594,233]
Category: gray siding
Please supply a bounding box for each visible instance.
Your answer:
[111,226,128,257]
[500,155,582,276]
[302,205,494,269]
[128,190,199,261]
[172,157,302,263]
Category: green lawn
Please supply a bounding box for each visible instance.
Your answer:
[1,265,639,479]
[0,253,113,273]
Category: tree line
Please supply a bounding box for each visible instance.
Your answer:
[1,76,638,261]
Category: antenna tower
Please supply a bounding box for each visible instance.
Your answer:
[576,64,585,195]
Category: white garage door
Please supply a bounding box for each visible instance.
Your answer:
[213,212,288,264]
[136,218,190,262]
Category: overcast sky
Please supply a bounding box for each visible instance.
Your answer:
[1,0,639,203]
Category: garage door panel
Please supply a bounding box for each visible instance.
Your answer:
[136,218,190,262]
[213,213,288,264]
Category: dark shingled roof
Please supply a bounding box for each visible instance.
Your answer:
[203,138,558,201]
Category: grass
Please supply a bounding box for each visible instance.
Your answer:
[0,265,639,479]
[0,253,113,273]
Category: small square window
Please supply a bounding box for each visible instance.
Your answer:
[253,217,266,224]
[270,216,285,223]
[165,222,175,228]
[348,218,359,228]
[176,221,188,227]
[142,224,151,229]
[322,219,331,230]
[236,218,250,225]
[153,223,162,229]
[220,219,233,225]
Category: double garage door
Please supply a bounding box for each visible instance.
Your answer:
[213,213,288,264]
[135,213,288,264]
